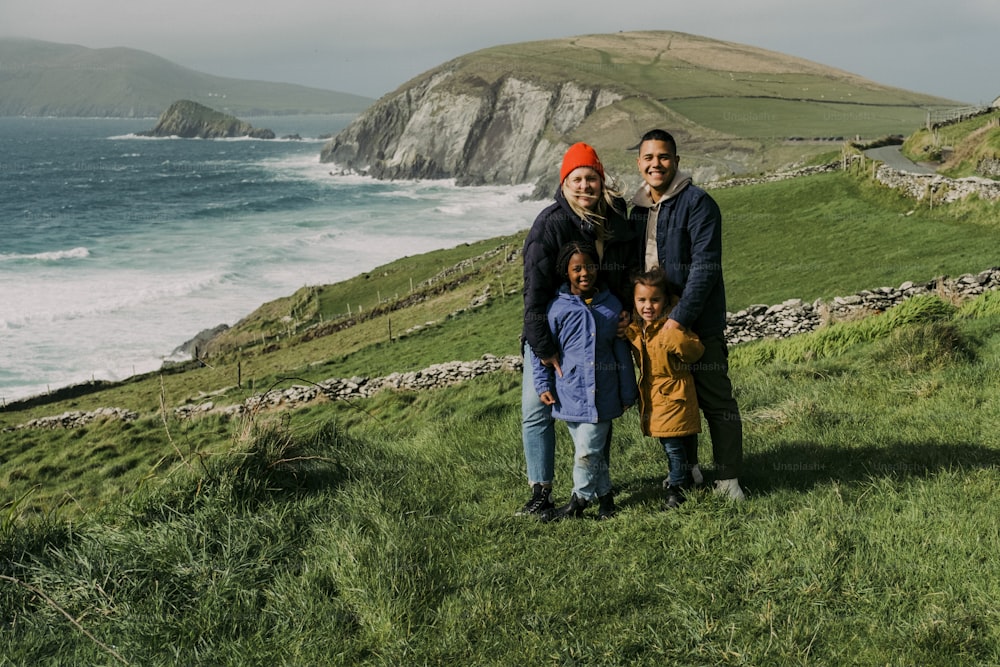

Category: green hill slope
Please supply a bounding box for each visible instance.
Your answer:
[0,38,374,117]
[903,109,1000,177]
[461,30,956,136]
[2,167,998,427]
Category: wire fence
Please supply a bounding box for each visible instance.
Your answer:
[925,105,991,129]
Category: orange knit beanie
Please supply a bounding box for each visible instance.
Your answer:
[559,142,605,183]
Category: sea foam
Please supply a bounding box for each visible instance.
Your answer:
[0,247,91,262]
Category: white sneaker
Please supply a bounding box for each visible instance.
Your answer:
[714,478,746,501]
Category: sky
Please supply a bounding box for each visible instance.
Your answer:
[2,0,998,104]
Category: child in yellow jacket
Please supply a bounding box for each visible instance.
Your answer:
[625,267,705,508]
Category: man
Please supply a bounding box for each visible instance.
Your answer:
[630,129,746,500]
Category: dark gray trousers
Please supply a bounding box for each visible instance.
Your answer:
[690,335,743,480]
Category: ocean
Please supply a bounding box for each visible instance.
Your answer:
[0,116,540,404]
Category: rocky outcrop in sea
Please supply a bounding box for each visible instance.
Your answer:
[139,100,275,139]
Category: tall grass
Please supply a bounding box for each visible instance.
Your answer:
[2,291,999,664]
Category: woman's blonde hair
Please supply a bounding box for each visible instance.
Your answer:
[560,173,624,240]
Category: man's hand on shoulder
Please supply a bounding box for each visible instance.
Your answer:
[616,310,631,338]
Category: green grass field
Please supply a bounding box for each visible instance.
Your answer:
[2,165,1000,665]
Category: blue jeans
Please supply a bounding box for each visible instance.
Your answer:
[660,435,696,487]
[521,342,613,486]
[566,421,613,501]
[522,342,555,485]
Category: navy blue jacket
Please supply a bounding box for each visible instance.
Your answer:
[522,189,639,360]
[531,286,638,423]
[629,183,728,338]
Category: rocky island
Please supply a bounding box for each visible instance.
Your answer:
[139,100,275,139]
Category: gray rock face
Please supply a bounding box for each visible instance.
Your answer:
[173,324,230,358]
[320,69,620,189]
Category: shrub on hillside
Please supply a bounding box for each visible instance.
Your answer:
[957,288,1000,320]
[873,321,976,373]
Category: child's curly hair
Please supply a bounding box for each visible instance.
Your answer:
[556,241,600,280]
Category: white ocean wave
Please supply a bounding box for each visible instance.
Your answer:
[261,154,538,208]
[0,246,91,262]
[109,133,182,141]
[1,271,232,328]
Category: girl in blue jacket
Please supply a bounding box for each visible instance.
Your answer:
[531,241,638,521]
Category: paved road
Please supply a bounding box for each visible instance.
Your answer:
[863,145,937,175]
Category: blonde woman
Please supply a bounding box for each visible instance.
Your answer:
[517,142,641,518]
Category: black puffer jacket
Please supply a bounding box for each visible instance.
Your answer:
[522,188,640,360]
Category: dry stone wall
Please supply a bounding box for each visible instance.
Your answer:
[976,158,1000,178]
[726,267,1000,344]
[709,151,1000,203]
[9,407,138,431]
[872,165,1000,203]
[171,354,524,420]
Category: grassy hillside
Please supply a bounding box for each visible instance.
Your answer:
[902,109,1000,177]
[0,38,373,117]
[427,31,960,179]
[2,286,999,664]
[2,164,1000,663]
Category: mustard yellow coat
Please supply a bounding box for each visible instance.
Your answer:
[625,318,705,438]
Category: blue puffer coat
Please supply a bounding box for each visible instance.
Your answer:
[531,286,638,423]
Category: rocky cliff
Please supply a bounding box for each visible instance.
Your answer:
[140,100,276,139]
[320,68,622,195]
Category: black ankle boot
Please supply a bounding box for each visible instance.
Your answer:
[515,483,554,516]
[663,485,686,510]
[597,492,616,520]
[541,494,588,523]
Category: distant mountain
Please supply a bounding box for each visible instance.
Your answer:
[322,30,961,189]
[0,38,374,117]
